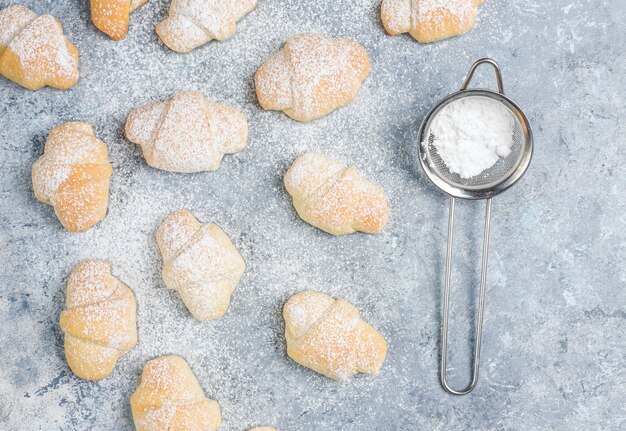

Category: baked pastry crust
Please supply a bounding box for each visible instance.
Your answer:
[255,33,370,122]
[125,90,248,173]
[284,152,389,235]
[156,209,246,320]
[32,122,112,232]
[59,260,137,381]
[90,0,148,40]
[284,290,387,380]
[131,356,222,431]
[0,5,79,90]
[381,0,485,43]
[156,0,257,52]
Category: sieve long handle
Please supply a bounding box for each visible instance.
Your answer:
[460,58,504,94]
[440,196,492,395]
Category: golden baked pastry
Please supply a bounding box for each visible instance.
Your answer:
[125,90,248,173]
[255,33,370,122]
[131,356,221,431]
[0,5,79,90]
[156,0,257,52]
[60,260,137,381]
[32,122,112,232]
[156,209,246,320]
[90,0,148,40]
[284,290,387,380]
[284,152,389,235]
[381,0,485,43]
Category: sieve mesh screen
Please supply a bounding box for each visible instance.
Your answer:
[423,98,525,189]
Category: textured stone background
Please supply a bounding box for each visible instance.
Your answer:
[1,0,624,430]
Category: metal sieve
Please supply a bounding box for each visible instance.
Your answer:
[417,58,533,395]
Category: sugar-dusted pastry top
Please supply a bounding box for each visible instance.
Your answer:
[381,0,485,43]
[156,0,257,53]
[255,33,370,122]
[125,90,248,173]
[131,355,221,431]
[32,122,112,232]
[284,152,389,235]
[0,5,79,90]
[90,0,148,40]
[59,260,137,381]
[284,290,387,380]
[156,209,246,320]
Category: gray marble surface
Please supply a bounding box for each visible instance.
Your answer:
[1,0,625,430]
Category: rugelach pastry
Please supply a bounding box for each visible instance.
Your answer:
[60,260,137,381]
[0,5,79,90]
[284,290,387,380]
[381,0,485,43]
[32,122,112,232]
[255,33,370,122]
[156,209,246,320]
[284,152,389,235]
[125,90,248,173]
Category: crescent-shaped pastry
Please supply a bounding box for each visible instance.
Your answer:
[0,5,79,90]
[90,0,148,40]
[32,122,112,232]
[255,33,370,122]
[381,0,485,43]
[59,260,137,381]
[284,152,389,235]
[156,209,246,320]
[156,0,257,53]
[131,356,222,431]
[125,90,248,173]
[284,290,387,380]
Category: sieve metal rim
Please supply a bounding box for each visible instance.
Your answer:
[417,86,533,200]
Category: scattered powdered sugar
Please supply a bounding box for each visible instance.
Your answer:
[428,95,516,178]
[0,0,553,429]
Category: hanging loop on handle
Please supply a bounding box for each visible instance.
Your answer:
[440,197,492,395]
[460,58,504,94]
